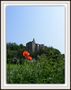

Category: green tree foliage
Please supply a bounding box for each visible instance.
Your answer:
[7,43,26,64]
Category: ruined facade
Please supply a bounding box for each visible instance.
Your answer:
[26,38,44,53]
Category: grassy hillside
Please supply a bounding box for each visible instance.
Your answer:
[7,43,65,84]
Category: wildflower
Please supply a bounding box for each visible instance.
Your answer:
[22,51,33,61]
[22,51,30,57]
[26,56,32,61]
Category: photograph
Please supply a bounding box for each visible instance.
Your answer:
[1,1,70,89]
[6,5,65,84]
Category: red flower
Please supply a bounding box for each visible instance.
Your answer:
[23,51,30,57]
[22,51,33,61]
[26,56,32,61]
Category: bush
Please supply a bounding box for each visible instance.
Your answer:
[7,55,65,84]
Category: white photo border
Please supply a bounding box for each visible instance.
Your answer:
[1,1,70,89]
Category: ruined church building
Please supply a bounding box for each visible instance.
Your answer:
[26,38,44,53]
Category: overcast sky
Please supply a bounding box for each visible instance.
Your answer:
[6,6,65,54]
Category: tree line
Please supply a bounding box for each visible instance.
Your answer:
[7,42,65,64]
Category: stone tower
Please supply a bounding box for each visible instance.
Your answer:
[26,38,44,53]
[32,38,36,52]
[32,38,35,43]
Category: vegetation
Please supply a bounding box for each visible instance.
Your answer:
[7,43,65,84]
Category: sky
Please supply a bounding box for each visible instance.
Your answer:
[6,6,65,54]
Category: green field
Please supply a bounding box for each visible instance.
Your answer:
[7,55,65,84]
